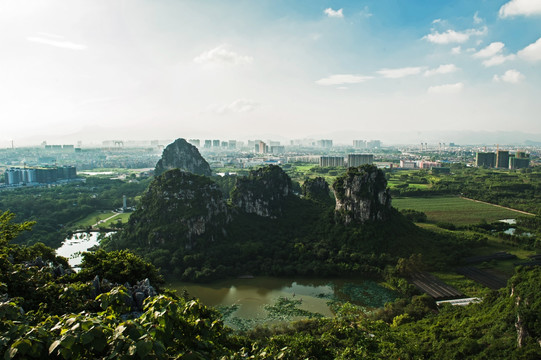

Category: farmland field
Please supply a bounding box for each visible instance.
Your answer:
[392,196,524,225]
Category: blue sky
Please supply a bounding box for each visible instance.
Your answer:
[1,0,541,145]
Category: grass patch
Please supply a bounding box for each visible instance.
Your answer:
[393,196,519,226]
[431,272,491,298]
[70,211,130,229]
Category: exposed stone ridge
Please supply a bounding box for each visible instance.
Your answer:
[126,169,230,249]
[332,165,391,224]
[302,177,331,204]
[231,165,292,218]
[154,138,211,177]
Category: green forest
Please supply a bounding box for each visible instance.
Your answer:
[2,163,541,358]
[1,211,541,359]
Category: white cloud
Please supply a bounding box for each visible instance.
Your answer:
[194,45,253,65]
[493,69,525,83]
[377,67,423,79]
[517,37,541,62]
[427,82,464,94]
[451,46,462,54]
[499,0,541,18]
[432,19,442,24]
[324,8,344,18]
[473,11,483,24]
[215,99,259,114]
[316,74,373,86]
[424,64,459,77]
[423,27,487,44]
[26,36,86,50]
[473,42,505,58]
[482,54,516,67]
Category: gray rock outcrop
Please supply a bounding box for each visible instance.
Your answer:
[332,165,391,225]
[154,138,211,177]
[231,165,292,218]
[302,177,332,204]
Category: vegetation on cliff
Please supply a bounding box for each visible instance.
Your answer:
[106,165,482,282]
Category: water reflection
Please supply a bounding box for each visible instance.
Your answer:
[56,232,114,268]
[168,276,397,327]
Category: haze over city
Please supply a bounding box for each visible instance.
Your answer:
[1,0,541,146]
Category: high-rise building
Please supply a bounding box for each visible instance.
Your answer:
[228,140,237,149]
[317,139,333,148]
[367,140,381,149]
[258,141,268,154]
[4,166,76,185]
[212,140,220,148]
[476,152,496,167]
[353,140,366,149]
[509,152,530,169]
[204,140,212,148]
[347,154,373,167]
[496,150,509,169]
[319,156,344,167]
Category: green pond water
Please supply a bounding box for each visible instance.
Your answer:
[168,277,397,329]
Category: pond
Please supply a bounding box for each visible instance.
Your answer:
[56,232,114,268]
[168,276,397,329]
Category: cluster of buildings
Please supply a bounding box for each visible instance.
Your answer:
[319,154,374,167]
[475,150,530,169]
[353,140,382,149]
[399,160,442,169]
[4,166,77,186]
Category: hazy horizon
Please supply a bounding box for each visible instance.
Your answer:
[1,0,540,147]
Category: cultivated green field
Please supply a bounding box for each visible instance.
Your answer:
[392,196,524,225]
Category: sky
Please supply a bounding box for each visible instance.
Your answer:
[1,0,541,146]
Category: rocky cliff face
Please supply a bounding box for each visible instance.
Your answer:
[125,169,230,249]
[154,138,211,177]
[332,165,391,224]
[231,165,292,218]
[302,177,332,204]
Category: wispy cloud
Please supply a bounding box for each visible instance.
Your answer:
[324,8,344,18]
[493,69,524,83]
[482,54,516,67]
[26,35,87,50]
[377,67,423,79]
[451,46,462,54]
[499,0,541,18]
[194,45,253,65]
[424,64,459,77]
[315,74,373,86]
[423,27,487,44]
[473,42,505,58]
[359,6,373,18]
[473,11,483,24]
[428,82,464,94]
[214,99,259,114]
[517,37,541,62]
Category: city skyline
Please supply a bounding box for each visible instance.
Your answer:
[1,0,541,147]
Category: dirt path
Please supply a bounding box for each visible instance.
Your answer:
[459,196,535,216]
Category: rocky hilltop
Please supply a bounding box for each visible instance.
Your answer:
[231,165,292,218]
[332,165,392,224]
[154,138,211,177]
[123,169,230,249]
[302,177,332,204]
